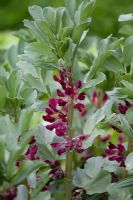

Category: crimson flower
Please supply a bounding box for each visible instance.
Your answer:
[3,188,17,200]
[45,160,64,180]
[25,144,40,160]
[105,142,126,167]
[51,134,89,155]
[118,101,132,114]
[42,67,87,139]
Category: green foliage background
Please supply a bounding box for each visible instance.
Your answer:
[0,0,133,36]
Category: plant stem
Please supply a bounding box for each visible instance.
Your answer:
[65,67,74,200]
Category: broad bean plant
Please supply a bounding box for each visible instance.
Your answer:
[0,0,133,200]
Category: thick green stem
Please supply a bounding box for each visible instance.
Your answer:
[65,67,74,200]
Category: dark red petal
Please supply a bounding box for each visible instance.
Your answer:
[76,140,82,147]
[109,142,116,149]
[57,148,67,155]
[118,103,128,114]
[109,156,118,161]
[49,98,58,110]
[78,93,86,100]
[105,149,117,155]
[74,103,85,112]
[75,134,89,140]
[43,115,56,123]
[101,134,110,142]
[45,160,55,166]
[30,144,38,154]
[57,89,65,97]
[41,185,49,191]
[103,93,108,101]
[125,100,132,108]
[65,141,73,147]
[50,142,63,148]
[76,80,82,89]
[117,144,125,152]
[54,160,61,167]
[45,107,54,115]
[53,75,60,82]
[58,99,67,106]
[46,123,56,131]
[29,136,36,144]
[65,87,74,95]
[92,91,97,104]
[59,114,67,122]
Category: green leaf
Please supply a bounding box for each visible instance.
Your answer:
[85,157,104,178]
[104,55,124,72]
[119,25,133,36]
[126,107,133,125]
[14,185,28,200]
[82,72,106,91]
[86,172,111,195]
[27,171,36,189]
[84,108,105,134]
[32,171,49,198]
[83,129,105,149]
[0,115,19,150]
[89,194,102,200]
[56,7,65,33]
[125,152,133,171]
[11,160,44,186]
[88,50,113,79]
[29,5,44,21]
[103,158,120,173]
[65,0,77,19]
[32,191,51,200]
[7,45,18,68]
[121,80,133,92]
[38,143,57,161]
[118,13,133,22]
[108,176,133,190]
[35,125,55,145]
[72,20,91,44]
[109,114,133,139]
[18,107,34,134]
[43,7,57,33]
[5,128,37,177]
[73,157,111,195]
[123,36,133,65]
[0,138,6,170]
[0,85,7,109]
[21,88,37,106]
[24,74,46,93]
[108,187,132,200]
[64,39,76,67]
[8,69,21,98]
[80,0,95,21]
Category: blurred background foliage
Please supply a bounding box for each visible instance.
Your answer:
[0,0,133,37]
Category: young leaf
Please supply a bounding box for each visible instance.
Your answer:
[118,13,133,22]
[11,160,44,186]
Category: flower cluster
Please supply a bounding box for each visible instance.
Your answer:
[16,136,39,167]
[42,67,88,180]
[118,101,132,114]
[45,160,64,180]
[43,68,86,138]
[42,67,87,147]
[105,142,126,166]
[51,134,89,155]
[25,144,40,160]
